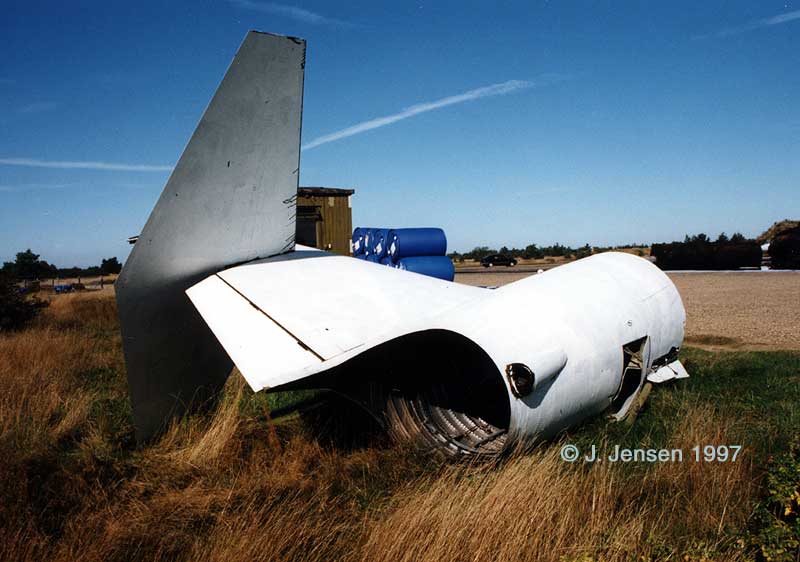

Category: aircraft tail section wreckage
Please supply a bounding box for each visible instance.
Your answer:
[117,31,689,457]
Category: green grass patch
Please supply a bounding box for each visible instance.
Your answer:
[565,347,800,560]
[570,348,800,458]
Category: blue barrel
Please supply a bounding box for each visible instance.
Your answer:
[363,228,377,256]
[379,256,396,267]
[388,228,447,260]
[370,228,392,259]
[352,227,375,256]
[354,253,368,260]
[366,253,382,263]
[397,256,454,281]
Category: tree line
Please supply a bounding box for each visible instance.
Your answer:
[680,232,747,244]
[448,242,643,262]
[652,232,760,270]
[447,232,753,263]
[1,249,122,280]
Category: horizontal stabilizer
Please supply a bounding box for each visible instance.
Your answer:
[186,247,486,391]
[186,274,323,390]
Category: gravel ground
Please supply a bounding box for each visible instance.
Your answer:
[455,268,800,350]
[669,272,800,350]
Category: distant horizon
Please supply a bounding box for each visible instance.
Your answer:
[2,226,779,272]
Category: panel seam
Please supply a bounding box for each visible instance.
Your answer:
[215,274,325,361]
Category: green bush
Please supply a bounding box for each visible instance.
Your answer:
[0,272,47,332]
[652,239,762,270]
[749,441,800,561]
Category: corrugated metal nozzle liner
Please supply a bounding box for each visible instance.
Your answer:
[397,256,455,281]
[388,228,447,260]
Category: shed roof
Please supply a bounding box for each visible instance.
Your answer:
[298,187,355,197]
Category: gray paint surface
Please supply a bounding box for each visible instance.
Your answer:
[116,31,305,440]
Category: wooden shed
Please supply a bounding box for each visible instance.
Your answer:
[296,187,355,255]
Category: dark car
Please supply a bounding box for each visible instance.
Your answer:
[480,254,518,267]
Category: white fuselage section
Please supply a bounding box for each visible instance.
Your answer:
[188,251,686,450]
[431,252,685,441]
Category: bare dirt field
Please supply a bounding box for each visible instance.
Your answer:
[670,272,800,351]
[456,265,543,287]
[456,269,800,351]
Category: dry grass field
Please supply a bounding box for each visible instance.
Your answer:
[0,288,798,561]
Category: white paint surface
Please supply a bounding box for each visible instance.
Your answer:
[186,274,322,390]
[214,246,484,359]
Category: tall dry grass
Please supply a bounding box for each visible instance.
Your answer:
[0,290,762,561]
[361,408,754,562]
[0,290,121,453]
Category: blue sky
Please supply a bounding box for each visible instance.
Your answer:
[1,1,798,267]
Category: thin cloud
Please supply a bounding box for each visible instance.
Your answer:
[526,187,571,196]
[227,0,354,27]
[0,181,156,193]
[699,8,800,38]
[302,77,557,151]
[0,182,78,193]
[0,158,172,172]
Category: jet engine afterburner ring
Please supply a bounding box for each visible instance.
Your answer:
[375,330,511,458]
[385,385,509,457]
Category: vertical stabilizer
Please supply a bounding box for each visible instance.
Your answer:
[116,31,306,440]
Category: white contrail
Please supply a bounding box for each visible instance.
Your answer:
[0,182,77,192]
[302,79,540,151]
[0,158,172,172]
[227,0,352,26]
[701,8,800,38]
[763,9,800,25]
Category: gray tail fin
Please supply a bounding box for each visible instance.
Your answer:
[116,31,305,441]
